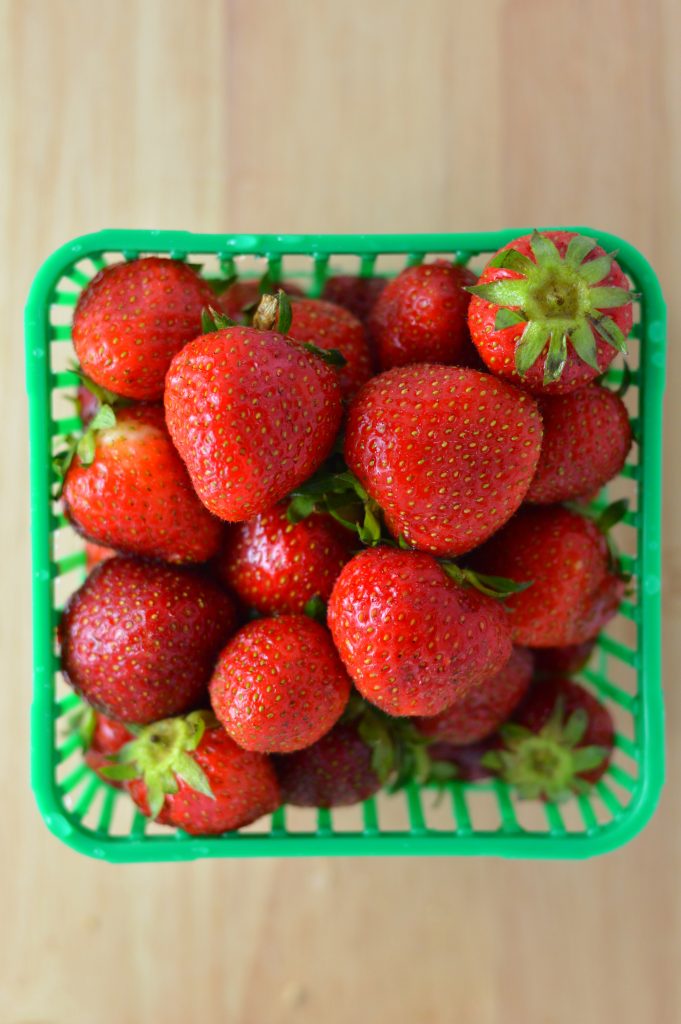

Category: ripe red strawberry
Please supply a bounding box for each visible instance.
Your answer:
[210,615,351,752]
[219,278,304,321]
[473,505,625,647]
[73,257,215,400]
[322,274,387,326]
[164,326,343,522]
[368,260,477,370]
[467,230,633,394]
[274,721,381,807]
[328,547,513,717]
[85,540,116,571]
[527,385,632,503]
[533,639,596,676]
[415,647,533,745]
[63,404,224,564]
[484,677,614,798]
[60,557,237,723]
[121,711,280,834]
[215,504,353,615]
[344,365,542,556]
[79,710,132,787]
[288,298,372,400]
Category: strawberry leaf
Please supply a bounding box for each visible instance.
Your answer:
[174,752,214,799]
[300,342,347,367]
[589,314,628,353]
[589,286,631,309]
[577,255,613,286]
[515,321,551,376]
[303,595,327,622]
[467,279,529,307]
[487,248,535,275]
[543,332,568,384]
[596,498,629,533]
[529,230,560,265]
[275,289,293,334]
[568,320,600,371]
[565,234,597,267]
[494,307,527,331]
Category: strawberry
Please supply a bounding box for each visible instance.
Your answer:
[209,615,351,752]
[533,639,596,676]
[63,404,224,564]
[428,739,498,782]
[467,230,633,394]
[80,710,132,787]
[368,260,477,370]
[527,385,632,503]
[322,274,387,326]
[327,547,513,717]
[164,325,343,522]
[60,557,237,723]
[414,647,533,745]
[484,677,614,799]
[85,541,116,571]
[215,504,353,615]
[118,711,280,834]
[274,721,381,807]
[288,298,372,400]
[220,278,304,321]
[472,505,625,647]
[77,383,101,427]
[72,257,215,400]
[344,365,542,556]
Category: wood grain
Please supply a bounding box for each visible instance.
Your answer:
[1,0,680,1021]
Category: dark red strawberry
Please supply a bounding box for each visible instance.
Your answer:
[533,639,597,676]
[467,230,633,394]
[274,721,381,807]
[60,557,237,723]
[484,677,614,799]
[220,278,304,321]
[210,615,351,752]
[344,365,542,556]
[322,274,387,327]
[368,260,477,370]
[215,504,353,615]
[328,547,513,717]
[164,326,343,522]
[472,505,625,647]
[85,541,116,571]
[79,710,132,787]
[121,711,280,834]
[63,404,224,564]
[77,384,101,427]
[288,298,372,400]
[527,385,632,503]
[72,257,215,400]
[415,647,533,745]
[428,739,498,782]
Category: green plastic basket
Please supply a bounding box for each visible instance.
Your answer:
[25,229,666,862]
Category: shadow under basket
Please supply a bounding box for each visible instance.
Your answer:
[25,229,666,862]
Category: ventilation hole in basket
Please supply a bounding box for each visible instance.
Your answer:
[326,803,364,833]
[605,655,639,697]
[51,527,85,562]
[107,790,139,836]
[276,253,316,292]
[373,789,411,832]
[513,800,551,833]
[51,386,79,424]
[238,813,275,835]
[420,788,459,833]
[281,805,319,833]
[53,566,87,608]
[323,253,369,279]
[553,799,586,833]
[144,818,175,837]
[49,301,75,327]
[50,341,77,377]
[372,252,411,279]
[466,786,503,833]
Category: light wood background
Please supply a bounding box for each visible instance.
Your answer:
[2,1,680,1021]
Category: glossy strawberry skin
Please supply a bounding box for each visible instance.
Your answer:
[415,647,533,745]
[513,677,614,784]
[72,258,215,400]
[527,386,632,503]
[322,275,387,327]
[215,505,353,615]
[210,615,351,753]
[473,506,625,647]
[164,327,343,522]
[345,365,542,557]
[328,547,513,717]
[60,557,238,723]
[219,279,304,321]
[274,722,381,807]
[64,405,224,564]
[289,298,373,400]
[533,639,596,676]
[84,713,132,787]
[468,233,633,395]
[368,260,477,370]
[85,541,117,571]
[128,725,280,834]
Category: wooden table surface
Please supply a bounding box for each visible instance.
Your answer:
[2,1,679,1021]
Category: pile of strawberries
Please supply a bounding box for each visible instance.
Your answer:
[56,230,634,835]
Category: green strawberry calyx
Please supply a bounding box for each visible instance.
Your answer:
[288,461,384,545]
[52,396,117,497]
[440,562,531,600]
[252,291,347,367]
[482,699,607,802]
[467,230,633,385]
[100,710,216,819]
